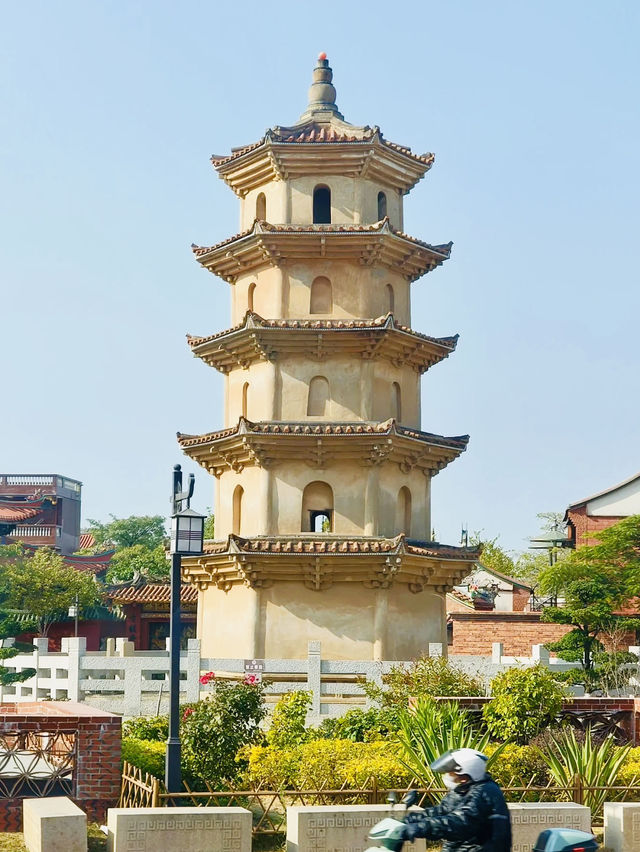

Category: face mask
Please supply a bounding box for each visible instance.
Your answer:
[443,773,459,791]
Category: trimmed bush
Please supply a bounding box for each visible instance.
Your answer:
[122,737,166,779]
[123,715,168,742]
[243,739,410,790]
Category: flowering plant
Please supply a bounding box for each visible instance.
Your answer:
[199,671,215,686]
[244,673,260,685]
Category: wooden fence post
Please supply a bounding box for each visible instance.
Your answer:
[572,774,583,805]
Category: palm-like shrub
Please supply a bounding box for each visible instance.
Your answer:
[540,728,630,816]
[397,697,503,800]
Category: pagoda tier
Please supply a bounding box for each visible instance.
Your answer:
[192,219,451,284]
[211,122,434,197]
[187,312,458,375]
[178,417,468,477]
[182,534,481,594]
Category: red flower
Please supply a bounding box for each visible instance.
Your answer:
[182,707,194,721]
[199,671,215,685]
[244,673,259,685]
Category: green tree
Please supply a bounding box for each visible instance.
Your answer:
[539,516,640,676]
[0,544,36,685]
[203,511,215,540]
[106,544,169,583]
[2,547,100,636]
[469,533,516,578]
[86,514,166,550]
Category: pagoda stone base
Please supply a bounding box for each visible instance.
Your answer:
[197,581,447,661]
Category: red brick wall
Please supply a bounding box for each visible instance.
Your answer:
[0,702,121,831]
[512,586,531,612]
[449,611,571,656]
[567,505,625,548]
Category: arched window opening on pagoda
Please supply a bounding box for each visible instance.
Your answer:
[386,283,395,314]
[377,191,387,220]
[310,276,332,314]
[256,192,266,220]
[307,376,330,416]
[232,485,244,536]
[391,382,402,421]
[242,382,249,419]
[396,486,412,535]
[248,282,256,312]
[313,185,331,224]
[301,481,334,533]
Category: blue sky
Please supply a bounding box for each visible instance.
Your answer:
[2,1,638,554]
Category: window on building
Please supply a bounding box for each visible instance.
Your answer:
[307,376,330,416]
[232,485,244,535]
[313,185,331,224]
[310,276,332,314]
[256,192,266,220]
[301,481,334,533]
[386,283,395,314]
[242,382,249,419]
[248,282,256,312]
[377,191,387,220]
[391,382,402,421]
[395,486,412,535]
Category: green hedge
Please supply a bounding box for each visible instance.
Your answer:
[122,737,166,780]
[243,739,412,789]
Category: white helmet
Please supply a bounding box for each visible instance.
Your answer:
[430,748,488,781]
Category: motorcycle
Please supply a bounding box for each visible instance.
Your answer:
[364,791,599,852]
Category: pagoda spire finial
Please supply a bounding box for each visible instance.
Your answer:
[299,52,345,122]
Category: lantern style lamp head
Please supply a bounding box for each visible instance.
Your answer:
[170,507,205,555]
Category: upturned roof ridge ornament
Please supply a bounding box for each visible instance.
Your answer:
[299,52,345,122]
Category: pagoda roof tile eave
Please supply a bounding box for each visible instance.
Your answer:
[210,126,434,173]
[176,418,469,452]
[191,534,481,563]
[191,221,452,283]
[186,311,459,353]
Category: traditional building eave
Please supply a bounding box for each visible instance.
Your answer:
[187,311,458,375]
[177,417,469,477]
[182,533,479,593]
[211,125,434,197]
[191,219,452,284]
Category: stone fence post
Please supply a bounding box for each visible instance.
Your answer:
[61,636,86,702]
[307,641,321,717]
[186,638,201,703]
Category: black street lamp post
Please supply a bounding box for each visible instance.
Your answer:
[166,464,205,794]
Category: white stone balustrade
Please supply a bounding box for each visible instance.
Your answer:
[0,637,620,718]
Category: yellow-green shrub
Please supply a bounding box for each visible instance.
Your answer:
[617,746,640,798]
[122,737,166,780]
[485,743,549,787]
[242,739,410,790]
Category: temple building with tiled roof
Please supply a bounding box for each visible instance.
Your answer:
[178,55,480,660]
[0,474,82,555]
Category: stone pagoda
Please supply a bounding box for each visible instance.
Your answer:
[178,54,480,661]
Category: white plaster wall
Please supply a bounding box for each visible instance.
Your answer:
[587,476,640,517]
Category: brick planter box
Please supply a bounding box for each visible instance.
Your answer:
[0,701,121,831]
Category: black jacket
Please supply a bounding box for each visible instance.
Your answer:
[402,775,512,852]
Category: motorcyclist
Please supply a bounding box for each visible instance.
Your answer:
[400,748,511,852]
